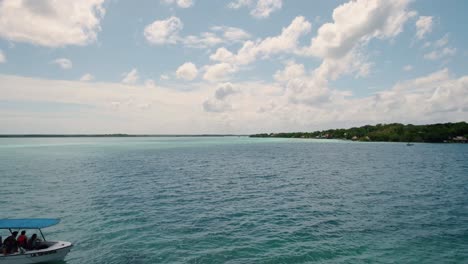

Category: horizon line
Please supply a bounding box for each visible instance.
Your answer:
[0,134,248,138]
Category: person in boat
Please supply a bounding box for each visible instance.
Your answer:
[2,231,18,255]
[27,234,48,250]
[27,234,39,250]
[17,230,28,249]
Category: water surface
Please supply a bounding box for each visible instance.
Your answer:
[0,137,467,263]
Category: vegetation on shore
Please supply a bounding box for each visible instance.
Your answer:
[250,122,468,143]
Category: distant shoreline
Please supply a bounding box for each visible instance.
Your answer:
[250,122,468,143]
[0,134,246,138]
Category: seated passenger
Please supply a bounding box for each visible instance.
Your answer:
[17,230,28,249]
[27,234,48,250]
[2,231,18,255]
[27,234,39,250]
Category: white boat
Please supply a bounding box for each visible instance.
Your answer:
[0,218,73,264]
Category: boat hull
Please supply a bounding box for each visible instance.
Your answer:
[0,241,72,264]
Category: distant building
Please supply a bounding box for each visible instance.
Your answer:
[452,136,467,143]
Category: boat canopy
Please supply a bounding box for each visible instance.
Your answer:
[0,218,60,229]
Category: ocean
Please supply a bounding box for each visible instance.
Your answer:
[0,137,467,263]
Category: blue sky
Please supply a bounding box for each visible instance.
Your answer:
[0,0,467,134]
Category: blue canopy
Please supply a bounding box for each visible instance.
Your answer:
[0,219,60,229]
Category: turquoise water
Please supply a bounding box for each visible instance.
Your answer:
[0,137,467,263]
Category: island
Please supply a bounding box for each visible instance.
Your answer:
[250,122,468,143]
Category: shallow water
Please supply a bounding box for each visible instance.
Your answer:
[0,137,467,263]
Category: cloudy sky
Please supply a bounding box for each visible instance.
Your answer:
[0,0,467,134]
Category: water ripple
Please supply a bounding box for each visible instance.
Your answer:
[0,137,467,263]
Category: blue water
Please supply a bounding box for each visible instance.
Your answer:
[0,137,467,263]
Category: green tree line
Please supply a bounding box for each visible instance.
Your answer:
[250,122,468,143]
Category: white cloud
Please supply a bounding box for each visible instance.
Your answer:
[228,0,282,19]
[184,26,251,48]
[80,73,94,81]
[122,68,139,84]
[0,74,215,134]
[228,0,252,9]
[214,82,238,100]
[173,0,421,119]
[263,0,414,104]
[0,50,5,63]
[2,1,466,134]
[209,3,407,84]
[422,33,455,61]
[210,0,408,84]
[203,99,232,113]
[435,34,449,48]
[144,16,183,45]
[176,62,198,81]
[403,65,413,72]
[251,0,282,18]
[143,17,250,48]
[276,68,468,129]
[183,32,224,48]
[203,63,238,82]
[317,52,372,81]
[274,61,305,82]
[52,58,72,69]
[276,52,370,109]
[424,47,456,60]
[209,16,311,66]
[303,0,414,59]
[210,26,251,42]
[144,79,157,88]
[423,41,432,48]
[203,83,239,113]
[0,0,105,47]
[362,69,467,121]
[254,16,311,56]
[1,69,467,133]
[416,16,433,39]
[163,0,194,8]
[210,47,235,62]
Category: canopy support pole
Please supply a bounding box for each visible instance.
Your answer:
[39,229,46,241]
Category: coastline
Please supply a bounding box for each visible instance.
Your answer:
[249,122,468,143]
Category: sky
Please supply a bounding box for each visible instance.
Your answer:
[0,0,467,134]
